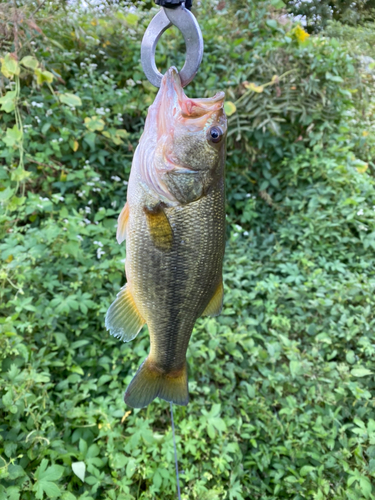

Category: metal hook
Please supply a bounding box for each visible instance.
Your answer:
[141,3,204,88]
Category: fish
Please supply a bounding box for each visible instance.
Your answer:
[105,67,227,408]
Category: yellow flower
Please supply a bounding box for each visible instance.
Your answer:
[244,82,264,93]
[294,25,310,43]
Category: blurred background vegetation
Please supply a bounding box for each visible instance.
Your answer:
[1,0,375,498]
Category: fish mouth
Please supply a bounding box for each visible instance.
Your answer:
[157,67,225,137]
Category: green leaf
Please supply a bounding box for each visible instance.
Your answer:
[84,132,96,150]
[38,463,64,482]
[2,125,22,147]
[125,13,138,25]
[1,54,20,78]
[20,56,39,69]
[59,93,82,107]
[33,460,64,499]
[153,469,162,488]
[35,68,54,85]
[224,101,237,117]
[84,116,105,132]
[0,187,15,201]
[270,0,285,7]
[351,368,373,377]
[72,461,85,482]
[266,19,278,29]
[126,458,137,478]
[0,90,16,113]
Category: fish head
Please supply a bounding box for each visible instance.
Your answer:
[140,67,227,204]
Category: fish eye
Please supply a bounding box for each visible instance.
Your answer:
[208,126,223,144]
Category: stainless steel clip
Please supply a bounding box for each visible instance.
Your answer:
[141,2,204,88]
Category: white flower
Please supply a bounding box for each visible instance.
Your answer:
[126,79,135,87]
[88,200,93,205]
[63,219,69,224]
[357,209,364,216]
[105,108,110,113]
[77,191,85,198]
[111,175,121,182]
[93,188,101,192]
[77,235,83,241]
[246,193,251,198]
[123,181,128,186]
[87,182,95,186]
[244,231,249,236]
[111,200,117,208]
[85,206,91,214]
[59,138,63,142]
[97,248,105,259]
[46,109,53,116]
[99,207,105,212]
[84,218,91,224]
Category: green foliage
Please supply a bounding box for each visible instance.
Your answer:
[1,0,375,499]
[285,0,375,32]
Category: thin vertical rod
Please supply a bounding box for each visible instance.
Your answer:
[170,402,181,499]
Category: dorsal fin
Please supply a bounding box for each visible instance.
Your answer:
[117,202,129,244]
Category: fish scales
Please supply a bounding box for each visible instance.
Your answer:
[128,185,225,371]
[106,67,227,408]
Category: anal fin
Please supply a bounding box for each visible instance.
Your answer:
[144,204,173,251]
[105,284,145,342]
[117,202,129,244]
[201,281,224,317]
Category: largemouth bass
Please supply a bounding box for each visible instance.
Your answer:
[106,67,227,408]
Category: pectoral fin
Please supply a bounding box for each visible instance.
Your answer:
[144,205,173,251]
[201,281,224,317]
[105,284,145,342]
[117,202,129,244]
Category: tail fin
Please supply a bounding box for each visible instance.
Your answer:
[124,358,188,409]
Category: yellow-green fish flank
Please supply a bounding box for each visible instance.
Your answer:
[106,67,227,408]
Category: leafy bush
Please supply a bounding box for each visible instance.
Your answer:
[1,1,375,499]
